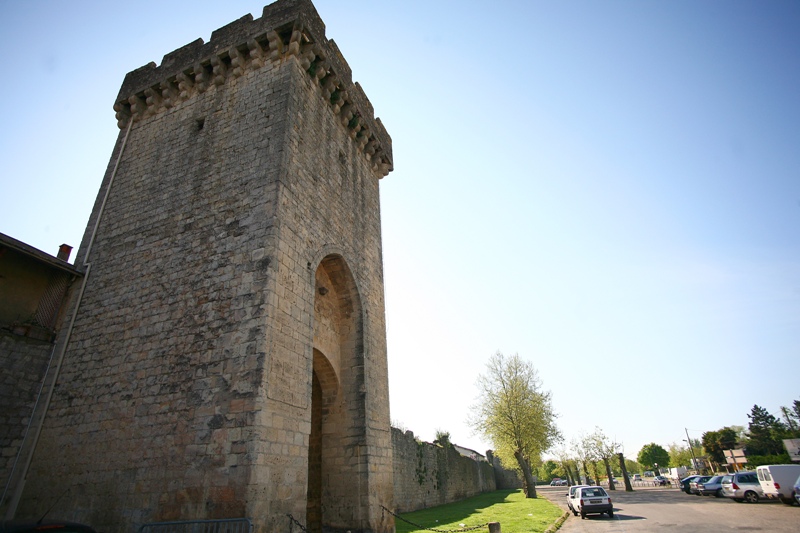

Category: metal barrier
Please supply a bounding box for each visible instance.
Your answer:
[138,518,252,533]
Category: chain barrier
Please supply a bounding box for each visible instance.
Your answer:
[286,514,307,533]
[381,505,489,532]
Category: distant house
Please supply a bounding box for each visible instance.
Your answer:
[453,444,487,462]
[0,233,79,338]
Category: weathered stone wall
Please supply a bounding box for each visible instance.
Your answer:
[487,451,524,490]
[19,1,393,532]
[0,334,52,495]
[391,428,497,513]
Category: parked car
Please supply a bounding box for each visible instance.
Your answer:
[721,471,764,503]
[794,474,800,505]
[630,474,642,482]
[653,475,669,486]
[698,475,725,497]
[688,475,712,494]
[572,486,614,519]
[566,484,588,514]
[550,478,562,486]
[719,474,732,494]
[679,475,705,494]
[756,464,800,505]
[0,520,98,533]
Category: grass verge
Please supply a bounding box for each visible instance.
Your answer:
[393,489,564,533]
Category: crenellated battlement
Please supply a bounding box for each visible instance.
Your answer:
[113,0,392,177]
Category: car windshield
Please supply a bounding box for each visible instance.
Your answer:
[581,488,607,498]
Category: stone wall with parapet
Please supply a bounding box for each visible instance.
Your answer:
[392,428,498,513]
[486,450,524,490]
[113,0,391,178]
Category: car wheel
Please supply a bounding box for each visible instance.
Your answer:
[744,491,759,503]
[779,496,795,506]
[572,510,578,516]
[608,510,614,518]
[580,510,586,520]
[715,489,723,498]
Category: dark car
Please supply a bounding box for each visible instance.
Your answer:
[679,475,704,494]
[0,521,98,533]
[698,475,725,497]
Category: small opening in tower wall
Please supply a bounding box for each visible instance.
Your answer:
[195,117,205,131]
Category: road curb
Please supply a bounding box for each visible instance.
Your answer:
[543,510,570,533]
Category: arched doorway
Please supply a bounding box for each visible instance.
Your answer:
[307,254,364,532]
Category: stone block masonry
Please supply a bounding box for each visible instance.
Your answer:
[391,429,502,514]
[0,335,53,497]
[17,1,393,532]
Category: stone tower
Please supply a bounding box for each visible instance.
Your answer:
[16,1,394,531]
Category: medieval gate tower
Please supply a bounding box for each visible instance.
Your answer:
[16,1,394,531]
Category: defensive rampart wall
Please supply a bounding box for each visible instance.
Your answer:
[392,428,503,513]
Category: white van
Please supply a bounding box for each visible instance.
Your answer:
[756,464,800,505]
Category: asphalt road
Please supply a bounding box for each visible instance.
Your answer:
[538,485,799,533]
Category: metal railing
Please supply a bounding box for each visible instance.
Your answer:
[138,518,252,533]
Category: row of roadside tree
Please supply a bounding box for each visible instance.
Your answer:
[536,400,800,485]
[464,350,798,497]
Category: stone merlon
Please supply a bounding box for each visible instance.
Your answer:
[113,0,393,176]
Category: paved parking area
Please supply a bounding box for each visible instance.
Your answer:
[538,485,798,532]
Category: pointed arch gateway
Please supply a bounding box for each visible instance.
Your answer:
[307,254,367,533]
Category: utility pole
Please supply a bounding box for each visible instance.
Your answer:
[685,428,699,471]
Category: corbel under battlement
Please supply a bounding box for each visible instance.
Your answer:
[112,0,393,177]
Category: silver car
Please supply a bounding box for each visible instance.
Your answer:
[721,471,764,503]
[698,475,725,497]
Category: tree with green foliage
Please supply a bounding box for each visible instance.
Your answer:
[617,453,633,491]
[539,460,559,483]
[637,443,669,472]
[746,404,786,456]
[589,428,620,490]
[433,429,452,447]
[571,436,594,484]
[624,458,642,476]
[667,442,695,468]
[779,399,800,437]
[470,352,561,498]
[552,445,578,485]
[702,427,738,469]
[577,433,603,487]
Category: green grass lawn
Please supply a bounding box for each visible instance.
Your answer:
[393,489,564,533]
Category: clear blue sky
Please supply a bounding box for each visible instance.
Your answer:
[1,0,798,462]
